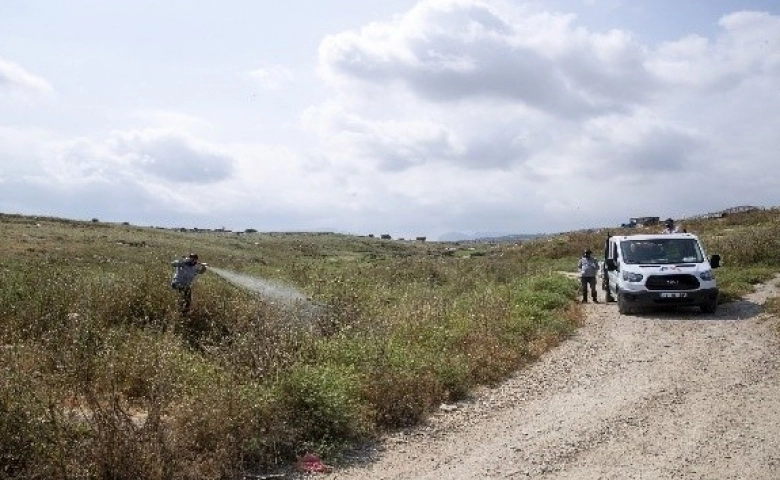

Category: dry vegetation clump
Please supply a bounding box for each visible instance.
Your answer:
[689,209,780,301]
[0,209,778,478]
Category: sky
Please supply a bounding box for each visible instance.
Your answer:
[2,0,779,240]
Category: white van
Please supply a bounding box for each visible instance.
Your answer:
[602,233,721,314]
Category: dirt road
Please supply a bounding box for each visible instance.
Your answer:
[328,276,780,479]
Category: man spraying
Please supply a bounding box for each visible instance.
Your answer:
[170,253,207,314]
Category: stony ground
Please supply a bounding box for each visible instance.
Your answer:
[323,275,780,480]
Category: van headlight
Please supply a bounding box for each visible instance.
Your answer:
[622,271,643,282]
[699,270,714,281]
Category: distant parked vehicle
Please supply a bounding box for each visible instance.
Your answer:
[621,216,660,228]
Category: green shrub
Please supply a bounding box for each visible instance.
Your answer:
[358,347,445,428]
[276,363,370,452]
[170,380,285,478]
[0,375,55,478]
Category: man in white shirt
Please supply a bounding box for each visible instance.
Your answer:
[577,249,599,303]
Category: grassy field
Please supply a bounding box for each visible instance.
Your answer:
[1,209,778,479]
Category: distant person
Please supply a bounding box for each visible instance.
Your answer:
[170,253,207,314]
[662,218,682,234]
[577,249,599,303]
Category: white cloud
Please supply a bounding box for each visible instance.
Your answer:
[648,11,780,89]
[319,0,655,116]
[129,110,215,133]
[33,130,235,188]
[0,129,239,222]
[309,0,661,178]
[549,113,703,177]
[108,130,235,184]
[249,66,295,90]
[302,100,463,171]
[0,57,53,97]
[299,0,780,236]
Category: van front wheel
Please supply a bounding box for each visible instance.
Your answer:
[617,291,632,315]
[700,297,718,314]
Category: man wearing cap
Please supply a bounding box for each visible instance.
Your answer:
[170,253,207,314]
[577,249,599,303]
[662,218,681,233]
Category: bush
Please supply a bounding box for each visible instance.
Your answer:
[359,350,445,428]
[276,363,370,452]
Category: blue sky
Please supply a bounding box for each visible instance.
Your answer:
[2,0,779,239]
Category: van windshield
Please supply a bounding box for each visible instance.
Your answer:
[620,238,704,265]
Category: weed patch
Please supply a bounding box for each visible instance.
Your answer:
[1,210,777,477]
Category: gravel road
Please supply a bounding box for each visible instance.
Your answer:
[327,275,780,480]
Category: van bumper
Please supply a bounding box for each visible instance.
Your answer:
[620,288,719,307]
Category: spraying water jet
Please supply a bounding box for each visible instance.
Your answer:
[208,266,328,327]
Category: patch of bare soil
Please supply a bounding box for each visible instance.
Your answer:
[323,275,780,480]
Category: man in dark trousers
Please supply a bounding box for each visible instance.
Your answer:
[577,249,599,303]
[170,253,207,314]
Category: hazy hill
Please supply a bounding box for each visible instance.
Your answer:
[438,231,546,243]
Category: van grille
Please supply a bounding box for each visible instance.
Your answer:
[645,274,700,291]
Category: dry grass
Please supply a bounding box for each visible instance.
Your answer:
[0,208,778,478]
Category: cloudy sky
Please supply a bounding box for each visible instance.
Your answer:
[2,0,779,240]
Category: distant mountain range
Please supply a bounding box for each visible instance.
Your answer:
[438,231,547,243]
[438,205,766,242]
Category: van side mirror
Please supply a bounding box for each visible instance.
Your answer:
[606,258,617,271]
[710,254,721,269]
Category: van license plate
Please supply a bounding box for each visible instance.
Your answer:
[661,292,687,298]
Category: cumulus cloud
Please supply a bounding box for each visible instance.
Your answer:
[311,2,779,178]
[0,57,53,96]
[319,0,654,116]
[14,126,389,229]
[8,129,239,221]
[648,11,780,89]
[36,130,234,187]
[108,130,235,183]
[296,0,780,236]
[558,113,703,177]
[302,101,463,171]
[309,0,666,175]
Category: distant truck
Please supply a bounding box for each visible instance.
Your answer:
[602,233,721,314]
[621,216,660,228]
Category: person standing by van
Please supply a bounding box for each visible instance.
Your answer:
[578,249,599,303]
[662,218,681,233]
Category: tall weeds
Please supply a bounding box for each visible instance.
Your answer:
[1,210,776,478]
